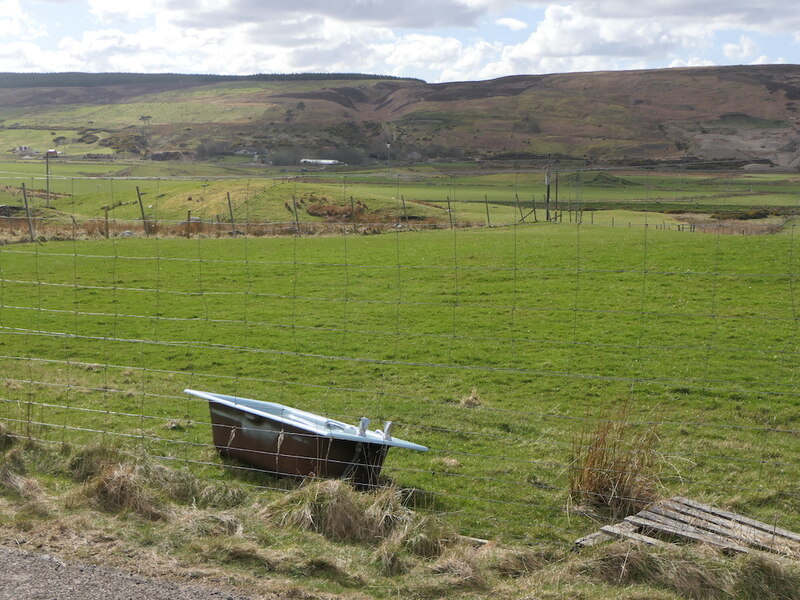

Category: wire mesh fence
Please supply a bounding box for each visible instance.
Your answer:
[1,171,798,544]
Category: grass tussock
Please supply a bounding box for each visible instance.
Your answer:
[429,545,490,590]
[68,444,125,482]
[0,448,42,500]
[570,407,662,519]
[269,479,410,543]
[734,553,800,600]
[482,545,558,578]
[3,430,798,600]
[0,422,15,451]
[179,511,243,538]
[267,478,455,558]
[585,544,726,599]
[79,463,166,520]
[460,387,482,407]
[190,537,278,572]
[578,542,800,600]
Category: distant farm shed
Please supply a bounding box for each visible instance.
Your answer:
[300,158,342,166]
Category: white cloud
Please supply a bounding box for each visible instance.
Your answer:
[2,1,798,81]
[496,17,527,31]
[95,0,488,30]
[667,57,716,68]
[475,4,714,77]
[88,0,161,22]
[723,35,757,60]
[751,55,785,65]
[0,0,47,40]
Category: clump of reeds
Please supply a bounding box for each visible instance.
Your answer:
[569,406,661,519]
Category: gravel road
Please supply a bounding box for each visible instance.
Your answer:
[0,546,256,600]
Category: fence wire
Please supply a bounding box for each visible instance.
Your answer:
[0,171,798,544]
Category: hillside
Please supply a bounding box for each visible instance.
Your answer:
[1,66,800,167]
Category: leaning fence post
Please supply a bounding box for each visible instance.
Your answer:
[446,196,454,229]
[104,205,110,239]
[291,195,300,230]
[22,183,36,243]
[136,186,149,237]
[401,194,409,223]
[484,194,491,227]
[515,193,525,222]
[227,192,236,234]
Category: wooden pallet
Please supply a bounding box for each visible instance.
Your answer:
[575,496,800,557]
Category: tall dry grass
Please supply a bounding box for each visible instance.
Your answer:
[569,407,662,519]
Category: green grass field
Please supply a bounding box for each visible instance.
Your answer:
[1,218,798,545]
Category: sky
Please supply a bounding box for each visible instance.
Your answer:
[0,0,798,82]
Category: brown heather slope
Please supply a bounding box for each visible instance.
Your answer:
[1,65,799,166]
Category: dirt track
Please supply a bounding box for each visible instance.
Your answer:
[0,546,255,600]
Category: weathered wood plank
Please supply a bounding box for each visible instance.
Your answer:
[575,531,614,548]
[625,515,750,553]
[600,523,672,547]
[636,508,767,553]
[577,521,639,548]
[657,500,800,556]
[672,497,800,544]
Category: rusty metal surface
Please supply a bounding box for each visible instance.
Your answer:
[209,401,389,485]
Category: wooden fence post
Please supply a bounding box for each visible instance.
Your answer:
[227,192,236,234]
[515,193,525,222]
[22,183,36,243]
[446,196,454,229]
[136,186,149,237]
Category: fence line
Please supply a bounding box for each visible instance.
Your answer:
[2,354,799,435]
[1,192,798,542]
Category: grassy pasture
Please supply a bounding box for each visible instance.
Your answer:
[1,220,798,544]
